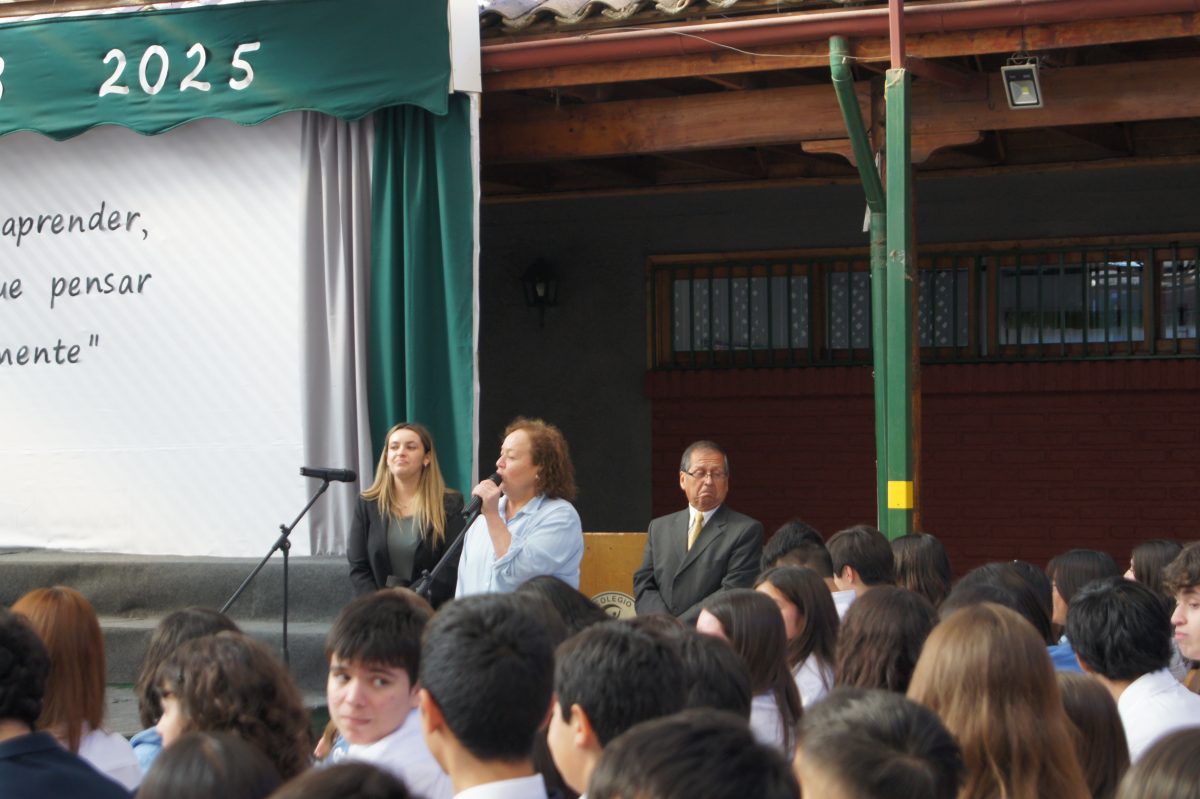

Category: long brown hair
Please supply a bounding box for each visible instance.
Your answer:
[12,586,106,752]
[703,589,802,753]
[834,586,935,694]
[362,422,451,546]
[755,566,839,679]
[1058,671,1130,799]
[908,603,1091,799]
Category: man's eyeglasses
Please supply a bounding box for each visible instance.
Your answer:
[682,469,727,482]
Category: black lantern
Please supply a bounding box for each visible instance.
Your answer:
[521,259,559,327]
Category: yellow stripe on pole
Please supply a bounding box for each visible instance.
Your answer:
[887,480,914,509]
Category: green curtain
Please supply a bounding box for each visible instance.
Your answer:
[369,95,475,496]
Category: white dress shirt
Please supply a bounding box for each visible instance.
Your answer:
[455,773,547,799]
[341,708,452,799]
[77,725,142,791]
[793,655,834,709]
[1118,667,1200,761]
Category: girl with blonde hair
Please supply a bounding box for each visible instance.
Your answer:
[348,422,464,605]
[907,603,1090,799]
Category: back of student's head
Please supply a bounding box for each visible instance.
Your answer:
[267,762,412,799]
[420,593,554,761]
[907,603,1090,799]
[587,709,799,799]
[515,575,611,636]
[1066,576,1172,681]
[675,630,752,719]
[1115,728,1200,799]
[139,731,281,799]
[891,533,953,608]
[325,590,432,682]
[941,561,1054,644]
[0,607,48,728]
[136,607,240,728]
[762,520,825,572]
[827,525,895,585]
[835,586,935,693]
[11,585,106,752]
[157,631,311,779]
[1129,539,1183,600]
[796,688,962,799]
[1057,671,1130,799]
[556,623,685,746]
[1163,541,1200,596]
[1049,549,1122,605]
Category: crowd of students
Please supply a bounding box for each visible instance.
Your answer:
[2,527,1200,799]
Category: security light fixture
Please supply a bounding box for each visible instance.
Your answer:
[1002,57,1043,109]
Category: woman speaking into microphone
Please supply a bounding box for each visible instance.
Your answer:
[456,417,583,596]
[347,422,464,606]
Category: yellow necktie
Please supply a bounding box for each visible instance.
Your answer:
[687,513,704,551]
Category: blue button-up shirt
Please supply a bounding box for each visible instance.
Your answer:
[455,494,583,596]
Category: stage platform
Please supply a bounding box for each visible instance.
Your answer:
[0,548,353,733]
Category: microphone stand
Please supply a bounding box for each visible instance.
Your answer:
[220,478,332,666]
[411,498,488,603]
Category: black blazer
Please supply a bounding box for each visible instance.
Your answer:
[347,491,465,607]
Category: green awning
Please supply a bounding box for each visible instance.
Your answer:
[0,0,451,140]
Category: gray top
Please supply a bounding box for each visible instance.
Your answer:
[386,515,421,586]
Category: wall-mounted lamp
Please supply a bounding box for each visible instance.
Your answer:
[1001,56,1043,109]
[521,259,559,327]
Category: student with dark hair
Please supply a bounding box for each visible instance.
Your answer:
[419,593,555,798]
[515,575,611,636]
[1164,542,1200,692]
[1047,549,1122,669]
[269,762,412,799]
[0,607,130,799]
[1126,539,1183,601]
[891,533,952,608]
[547,624,686,795]
[1066,577,1200,761]
[1114,728,1200,799]
[698,589,802,754]
[138,731,280,799]
[131,608,241,772]
[587,709,799,799]
[323,591,448,799]
[826,525,895,601]
[761,520,823,570]
[675,630,753,718]
[941,561,1055,646]
[155,632,311,780]
[755,567,839,707]
[794,688,963,799]
[834,586,936,694]
[1057,672,1130,799]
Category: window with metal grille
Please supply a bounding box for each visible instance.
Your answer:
[647,239,1198,368]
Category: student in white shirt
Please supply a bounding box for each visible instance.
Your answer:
[325,590,451,799]
[1067,577,1200,761]
[755,567,838,708]
[419,594,556,799]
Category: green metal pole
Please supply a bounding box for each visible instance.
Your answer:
[829,37,889,528]
[884,66,915,539]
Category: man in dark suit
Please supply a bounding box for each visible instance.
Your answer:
[633,440,763,624]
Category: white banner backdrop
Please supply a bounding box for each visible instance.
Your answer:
[0,114,316,557]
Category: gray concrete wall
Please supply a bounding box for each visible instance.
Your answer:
[477,164,1200,532]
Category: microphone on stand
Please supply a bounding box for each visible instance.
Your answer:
[299,467,357,483]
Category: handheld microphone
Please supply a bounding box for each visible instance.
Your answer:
[299,466,357,483]
[461,472,502,517]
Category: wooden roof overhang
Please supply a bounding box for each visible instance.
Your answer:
[480,0,1200,199]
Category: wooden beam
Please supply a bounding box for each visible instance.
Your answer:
[804,130,984,165]
[656,150,768,179]
[483,12,1200,91]
[484,56,1200,163]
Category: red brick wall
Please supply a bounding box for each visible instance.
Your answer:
[645,360,1200,577]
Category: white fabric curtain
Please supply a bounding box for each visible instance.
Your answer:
[299,112,376,554]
